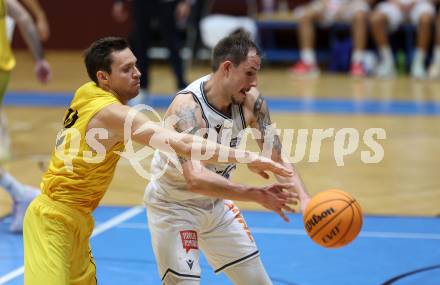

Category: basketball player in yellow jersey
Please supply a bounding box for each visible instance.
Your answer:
[23,37,295,285]
[0,0,51,232]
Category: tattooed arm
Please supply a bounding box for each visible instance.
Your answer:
[169,94,298,221]
[92,94,294,176]
[248,91,311,213]
[169,94,205,165]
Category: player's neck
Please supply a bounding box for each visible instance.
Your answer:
[204,76,232,115]
[100,85,127,105]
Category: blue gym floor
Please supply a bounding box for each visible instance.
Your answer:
[1,90,439,284]
[1,206,439,285]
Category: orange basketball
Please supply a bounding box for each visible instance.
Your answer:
[303,189,363,248]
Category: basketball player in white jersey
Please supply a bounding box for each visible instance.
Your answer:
[144,30,311,284]
[370,0,435,78]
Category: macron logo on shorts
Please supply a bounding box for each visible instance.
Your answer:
[180,230,198,253]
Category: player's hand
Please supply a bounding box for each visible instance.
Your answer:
[299,194,311,214]
[247,162,271,179]
[35,60,51,84]
[254,183,298,222]
[284,184,311,214]
[248,155,293,178]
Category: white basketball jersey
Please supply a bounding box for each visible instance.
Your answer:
[145,75,247,208]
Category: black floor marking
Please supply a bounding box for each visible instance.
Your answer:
[381,264,440,285]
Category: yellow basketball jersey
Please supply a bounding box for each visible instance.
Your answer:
[41,82,125,213]
[0,0,15,71]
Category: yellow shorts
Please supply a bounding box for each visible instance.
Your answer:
[23,194,97,285]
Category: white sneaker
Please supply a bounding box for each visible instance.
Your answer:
[411,62,427,79]
[428,63,440,79]
[375,61,396,78]
[9,186,40,233]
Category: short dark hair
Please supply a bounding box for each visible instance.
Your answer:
[84,37,129,84]
[211,29,261,72]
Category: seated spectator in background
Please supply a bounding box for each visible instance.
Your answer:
[370,0,435,79]
[199,0,258,49]
[200,15,257,49]
[290,0,373,77]
[428,8,440,79]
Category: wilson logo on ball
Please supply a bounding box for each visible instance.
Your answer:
[305,207,336,232]
[322,223,341,243]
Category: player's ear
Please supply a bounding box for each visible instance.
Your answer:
[221,61,232,76]
[96,71,109,85]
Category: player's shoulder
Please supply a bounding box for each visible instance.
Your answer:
[92,102,128,123]
[172,91,199,109]
[168,91,206,130]
[168,91,204,121]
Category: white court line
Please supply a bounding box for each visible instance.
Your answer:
[0,206,144,285]
[117,222,440,240]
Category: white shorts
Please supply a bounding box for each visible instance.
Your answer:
[376,1,435,32]
[293,0,370,27]
[145,196,259,282]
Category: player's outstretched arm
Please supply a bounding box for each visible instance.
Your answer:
[248,92,311,212]
[94,103,293,178]
[181,159,298,222]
